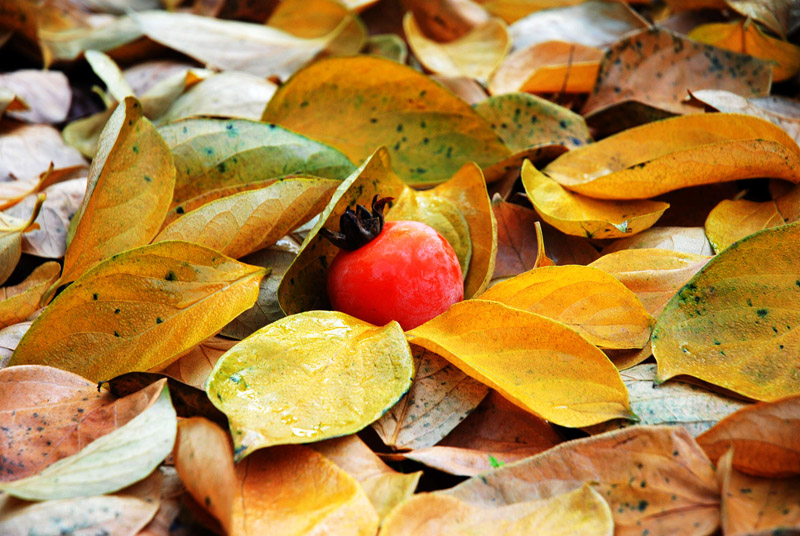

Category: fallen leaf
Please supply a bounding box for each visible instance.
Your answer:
[267,0,366,57]
[0,120,87,182]
[601,227,714,256]
[717,448,800,536]
[372,347,489,450]
[86,50,135,102]
[38,13,144,64]
[583,27,772,121]
[380,484,613,536]
[481,264,653,349]
[407,299,633,427]
[0,88,27,117]
[364,33,408,63]
[60,97,176,285]
[404,13,510,83]
[62,108,114,159]
[697,394,800,477]
[161,336,236,389]
[543,114,800,200]
[0,469,162,536]
[207,311,414,460]
[725,0,794,37]
[157,117,354,205]
[705,184,800,253]
[0,194,44,286]
[262,55,510,186]
[0,69,71,124]
[653,222,800,401]
[688,19,800,82]
[0,380,176,500]
[584,364,749,437]
[11,241,266,381]
[589,249,712,318]
[0,261,60,328]
[444,426,720,536]
[521,159,669,239]
[0,322,30,368]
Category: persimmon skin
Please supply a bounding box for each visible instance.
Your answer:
[327,220,464,331]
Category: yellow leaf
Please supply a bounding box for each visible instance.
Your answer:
[10,241,266,382]
[0,261,60,329]
[521,160,668,239]
[262,55,511,186]
[380,484,613,536]
[407,299,633,427]
[0,194,44,286]
[206,311,414,460]
[689,19,800,82]
[404,13,510,83]
[153,177,337,259]
[480,265,653,349]
[653,222,800,401]
[60,97,175,285]
[544,114,800,200]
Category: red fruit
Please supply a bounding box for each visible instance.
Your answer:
[323,197,463,331]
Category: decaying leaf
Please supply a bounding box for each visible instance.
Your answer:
[0,261,60,328]
[654,223,800,401]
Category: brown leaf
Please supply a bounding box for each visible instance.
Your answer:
[0,261,61,329]
[160,335,236,389]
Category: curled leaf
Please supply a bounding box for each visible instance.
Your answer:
[0,193,44,285]
[0,261,61,328]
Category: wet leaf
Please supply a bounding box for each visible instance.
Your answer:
[407,299,633,427]
[0,121,86,182]
[717,448,800,535]
[521,160,669,239]
[0,470,162,536]
[157,117,354,205]
[207,311,414,460]
[0,194,44,286]
[372,348,489,450]
[380,484,613,536]
[697,394,800,477]
[590,249,712,318]
[313,434,422,519]
[0,261,60,329]
[689,19,800,82]
[601,227,714,256]
[0,69,71,124]
[705,184,800,253]
[11,241,266,382]
[404,13,510,83]
[0,380,176,500]
[584,364,749,437]
[154,177,337,259]
[583,28,772,120]
[653,222,800,401]
[544,114,800,200]
[481,265,653,349]
[60,97,175,285]
[262,55,510,186]
[161,336,236,389]
[445,426,719,535]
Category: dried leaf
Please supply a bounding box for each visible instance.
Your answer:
[60,97,175,285]
[601,227,713,256]
[0,88,27,117]
[653,222,800,401]
[0,381,176,500]
[0,121,86,182]
[402,0,490,41]
[407,299,633,427]
[86,50,135,102]
[161,336,236,389]
[521,160,669,239]
[364,33,408,63]
[0,69,71,124]
[726,0,794,37]
[444,426,720,535]
[262,55,510,186]
[544,114,800,200]
[11,241,266,382]
[154,177,337,259]
[372,348,489,450]
[583,28,772,120]
[404,13,510,83]
[0,194,43,286]
[62,108,114,159]
[0,322,30,368]
[0,261,60,328]
[481,265,653,349]
[697,394,800,477]
[207,311,414,460]
[157,117,354,205]
[380,484,613,536]
[590,249,712,318]
[38,14,143,64]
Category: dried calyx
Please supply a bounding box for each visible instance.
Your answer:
[320,195,393,251]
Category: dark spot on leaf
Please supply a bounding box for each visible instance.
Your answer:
[132,145,138,154]
[114,308,120,314]
[757,309,768,318]
[92,293,98,300]
[176,206,184,214]
[156,317,163,324]
[638,500,648,511]
[165,271,177,281]
[114,331,120,337]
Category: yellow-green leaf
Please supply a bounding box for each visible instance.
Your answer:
[0,381,175,501]
[543,114,800,200]
[153,177,338,259]
[157,117,354,205]
[206,311,414,460]
[653,222,800,401]
[481,265,653,349]
[60,97,175,285]
[262,55,511,186]
[407,299,633,427]
[521,160,668,239]
[0,261,61,329]
[10,241,267,382]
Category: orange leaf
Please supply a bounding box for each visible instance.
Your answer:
[0,261,60,329]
